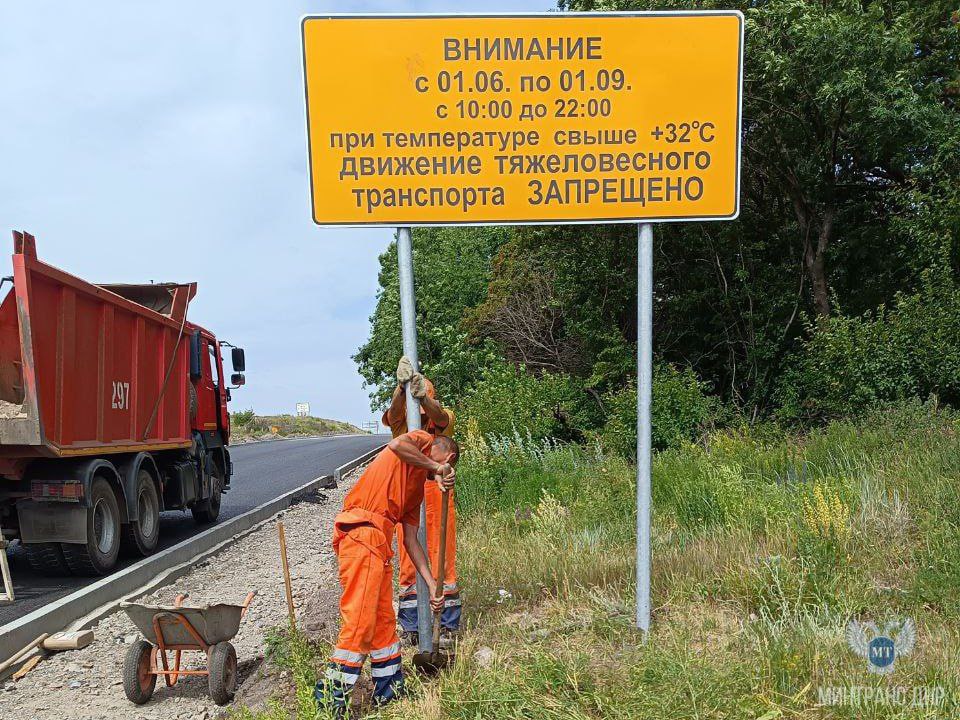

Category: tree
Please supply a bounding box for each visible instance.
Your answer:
[564,0,960,318]
[353,226,506,408]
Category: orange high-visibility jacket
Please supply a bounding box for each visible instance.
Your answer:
[333,429,434,557]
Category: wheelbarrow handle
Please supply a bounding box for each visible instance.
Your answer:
[241,590,257,619]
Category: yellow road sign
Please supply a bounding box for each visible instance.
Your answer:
[301,12,743,227]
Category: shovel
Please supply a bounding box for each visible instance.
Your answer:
[412,484,453,674]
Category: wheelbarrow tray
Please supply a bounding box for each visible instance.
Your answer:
[121,601,246,646]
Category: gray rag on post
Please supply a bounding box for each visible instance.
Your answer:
[396,355,415,385]
[409,373,428,399]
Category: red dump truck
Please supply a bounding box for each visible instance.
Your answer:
[0,231,246,575]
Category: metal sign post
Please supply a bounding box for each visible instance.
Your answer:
[636,223,653,632]
[396,227,434,652]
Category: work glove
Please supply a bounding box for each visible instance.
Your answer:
[409,372,428,399]
[396,355,415,385]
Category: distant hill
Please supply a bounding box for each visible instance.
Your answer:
[229,411,362,442]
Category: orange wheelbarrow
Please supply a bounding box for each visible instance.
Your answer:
[119,591,256,705]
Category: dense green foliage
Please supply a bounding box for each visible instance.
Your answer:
[355,1,960,437]
[353,227,506,409]
[599,365,716,456]
[778,275,960,419]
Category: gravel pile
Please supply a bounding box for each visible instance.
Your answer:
[0,467,362,720]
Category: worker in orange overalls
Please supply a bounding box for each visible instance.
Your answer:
[314,430,459,717]
[381,357,461,643]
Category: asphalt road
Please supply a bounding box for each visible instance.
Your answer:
[1,433,387,626]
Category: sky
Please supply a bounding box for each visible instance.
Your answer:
[0,1,548,428]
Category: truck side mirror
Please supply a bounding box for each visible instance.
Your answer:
[190,330,202,379]
[231,372,246,387]
[232,348,246,372]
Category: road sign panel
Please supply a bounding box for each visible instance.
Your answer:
[301,12,743,227]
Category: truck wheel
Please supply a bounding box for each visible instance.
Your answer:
[62,477,121,575]
[24,542,71,575]
[208,641,237,705]
[191,458,223,525]
[123,640,157,704]
[121,468,160,557]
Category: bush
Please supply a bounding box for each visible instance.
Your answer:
[778,275,960,421]
[598,364,715,457]
[457,361,579,441]
[231,408,255,426]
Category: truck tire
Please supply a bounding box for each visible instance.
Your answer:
[123,640,157,704]
[62,477,121,575]
[121,468,160,557]
[24,542,71,575]
[208,641,237,705]
[191,456,223,525]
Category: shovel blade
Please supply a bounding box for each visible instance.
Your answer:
[412,650,451,675]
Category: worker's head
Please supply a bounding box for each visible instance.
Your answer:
[429,434,460,466]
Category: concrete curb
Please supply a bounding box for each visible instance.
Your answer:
[0,445,383,665]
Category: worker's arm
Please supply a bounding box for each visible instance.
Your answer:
[387,434,446,473]
[401,523,444,613]
[419,393,450,431]
[384,384,406,426]
[435,453,456,491]
[388,380,450,432]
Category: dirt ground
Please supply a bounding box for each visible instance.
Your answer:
[0,467,363,720]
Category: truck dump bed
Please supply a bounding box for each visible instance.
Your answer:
[0,232,194,460]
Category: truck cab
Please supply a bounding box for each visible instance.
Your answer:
[184,327,246,523]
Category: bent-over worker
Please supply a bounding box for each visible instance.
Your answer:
[314,430,459,716]
[382,357,461,640]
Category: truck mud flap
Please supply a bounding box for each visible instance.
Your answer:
[17,500,87,544]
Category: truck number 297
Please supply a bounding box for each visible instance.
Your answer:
[111,381,130,410]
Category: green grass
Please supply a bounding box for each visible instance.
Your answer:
[228,627,327,720]
[235,401,960,719]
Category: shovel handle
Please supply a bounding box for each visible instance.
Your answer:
[431,487,451,649]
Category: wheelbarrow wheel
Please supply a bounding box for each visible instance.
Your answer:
[123,640,157,704]
[208,641,237,705]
